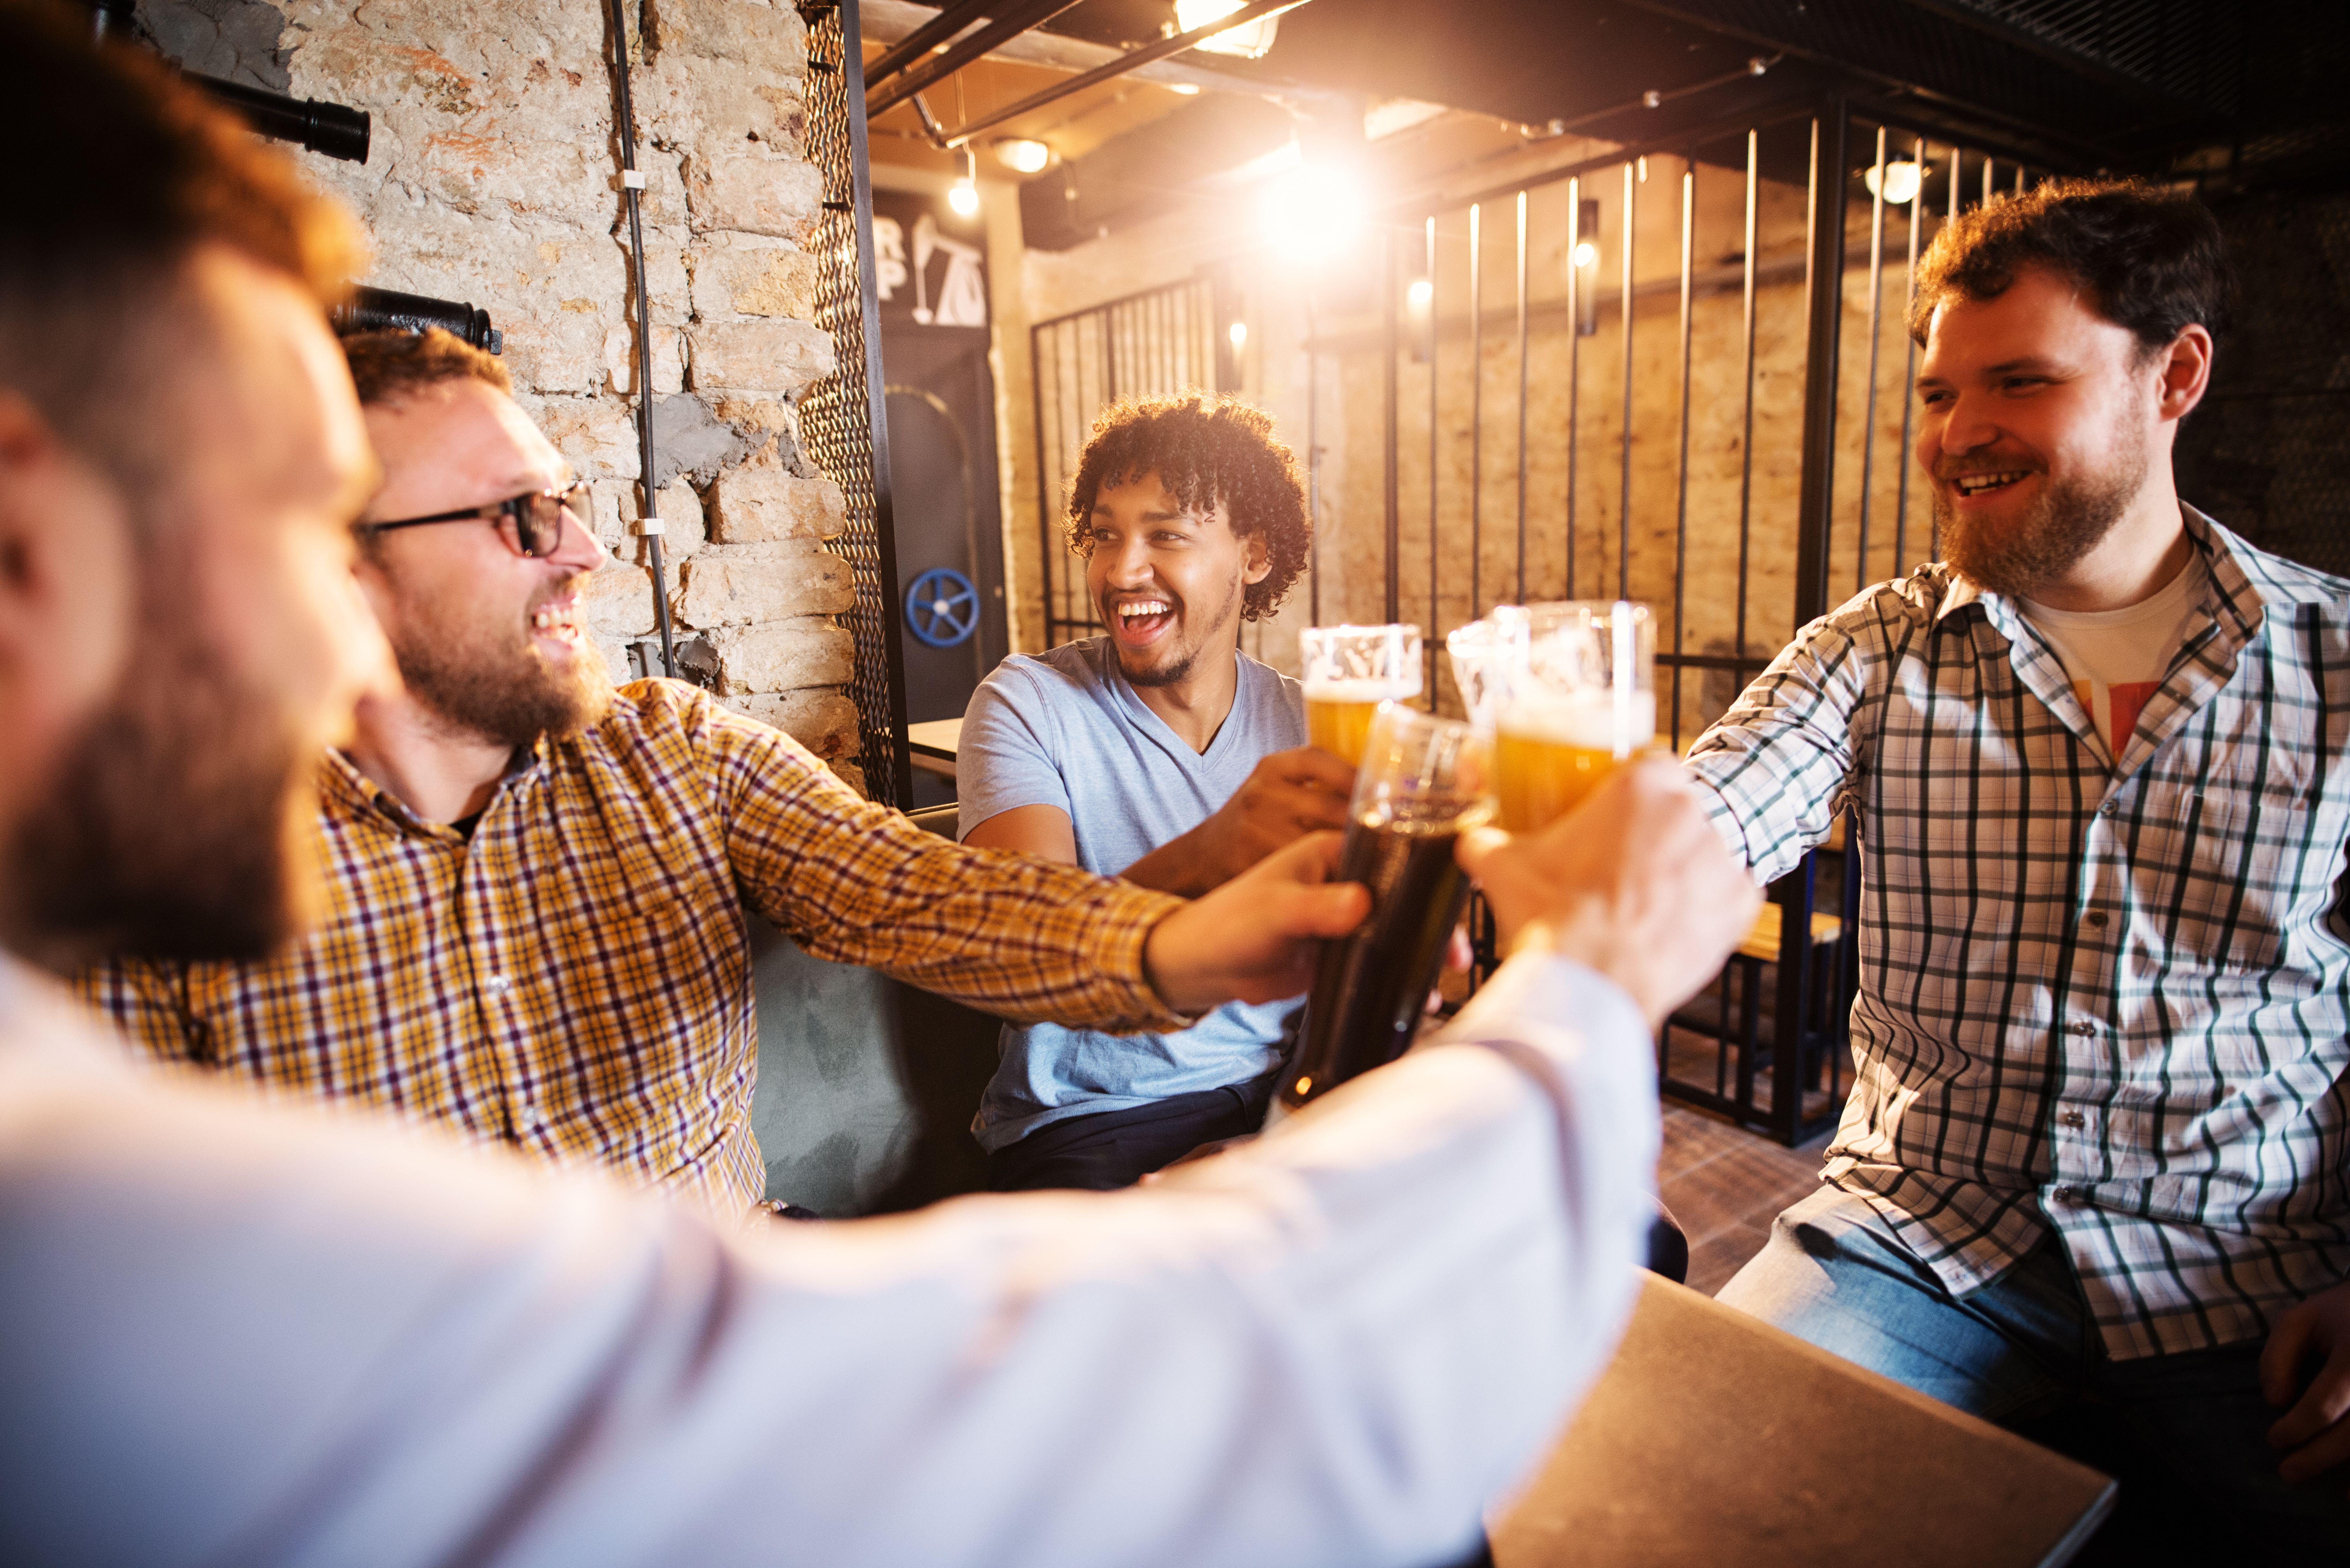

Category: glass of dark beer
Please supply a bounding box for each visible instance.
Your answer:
[1279,703,1494,1112]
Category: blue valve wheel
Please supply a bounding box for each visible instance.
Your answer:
[905,566,980,648]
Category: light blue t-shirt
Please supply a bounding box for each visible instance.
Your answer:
[957,637,1307,1151]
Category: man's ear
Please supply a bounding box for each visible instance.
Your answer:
[0,391,137,700]
[1240,527,1273,587]
[0,390,140,812]
[2156,323,2214,425]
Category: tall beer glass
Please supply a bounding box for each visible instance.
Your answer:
[1494,600,1656,833]
[1445,612,1529,732]
[1300,623,1423,768]
[1280,704,1493,1111]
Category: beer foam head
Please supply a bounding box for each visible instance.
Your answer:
[1500,689,1658,751]
[1304,675,1421,703]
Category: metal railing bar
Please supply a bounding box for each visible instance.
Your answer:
[1893,135,1925,576]
[1618,159,1635,601]
[1566,177,1581,601]
[1424,214,1437,695]
[1516,188,1530,606]
[1735,127,1757,667]
[1856,123,1887,594]
[1672,155,1694,751]
[1382,225,1400,625]
[1469,200,1483,622]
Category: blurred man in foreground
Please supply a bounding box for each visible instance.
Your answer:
[0,12,1758,1565]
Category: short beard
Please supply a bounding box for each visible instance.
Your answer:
[387,574,613,749]
[1105,575,1241,690]
[1935,420,2151,602]
[4,582,315,971]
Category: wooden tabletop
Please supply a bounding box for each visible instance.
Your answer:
[1490,1277,2115,1568]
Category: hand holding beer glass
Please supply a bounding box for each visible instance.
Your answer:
[1300,624,1422,768]
[1279,704,1492,1111]
[1493,601,1657,833]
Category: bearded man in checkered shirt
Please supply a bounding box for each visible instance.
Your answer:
[1687,178,2350,1551]
[76,327,1304,1220]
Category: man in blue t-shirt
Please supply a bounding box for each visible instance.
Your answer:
[959,394,1354,1191]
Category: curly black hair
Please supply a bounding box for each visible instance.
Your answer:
[1909,177,2229,358]
[1063,392,1311,622]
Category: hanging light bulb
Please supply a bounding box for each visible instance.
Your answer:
[1864,159,1925,205]
[1407,277,1433,311]
[948,148,980,217]
[1572,240,1598,269]
[1228,320,1248,350]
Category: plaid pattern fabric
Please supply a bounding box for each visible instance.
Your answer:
[76,681,1188,1215]
[1688,509,2350,1359]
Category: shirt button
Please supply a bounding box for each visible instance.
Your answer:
[483,974,513,994]
[2099,801,2118,817]
[2051,1185,2083,1206]
[2059,1109,2086,1128]
[2084,911,2109,928]
[2068,1019,2096,1037]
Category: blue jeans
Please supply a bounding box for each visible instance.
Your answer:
[1717,1186,2350,1559]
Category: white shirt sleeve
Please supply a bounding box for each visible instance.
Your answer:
[0,952,1656,1568]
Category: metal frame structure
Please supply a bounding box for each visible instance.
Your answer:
[802,0,914,808]
[1327,92,2056,1143]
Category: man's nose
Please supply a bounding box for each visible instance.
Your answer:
[1931,390,2001,458]
[551,499,608,571]
[1104,536,1154,584]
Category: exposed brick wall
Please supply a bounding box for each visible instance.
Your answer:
[141,0,868,784]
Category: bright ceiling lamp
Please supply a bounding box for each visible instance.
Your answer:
[1175,0,1281,59]
[993,137,1051,175]
[1257,159,1367,266]
[1864,159,1924,205]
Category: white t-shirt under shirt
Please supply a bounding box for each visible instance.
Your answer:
[2019,554,2206,755]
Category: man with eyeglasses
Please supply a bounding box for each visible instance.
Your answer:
[80,327,1300,1216]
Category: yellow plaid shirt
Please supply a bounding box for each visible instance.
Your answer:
[76,680,1188,1213]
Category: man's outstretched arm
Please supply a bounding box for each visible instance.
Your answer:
[0,762,1756,1568]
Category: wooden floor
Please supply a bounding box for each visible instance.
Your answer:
[1659,1101,1834,1296]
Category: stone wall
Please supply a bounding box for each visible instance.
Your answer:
[141,0,867,785]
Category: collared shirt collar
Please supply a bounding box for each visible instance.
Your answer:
[320,741,546,838]
[1929,502,2308,636]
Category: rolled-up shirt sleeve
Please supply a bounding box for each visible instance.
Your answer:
[0,951,1655,1568]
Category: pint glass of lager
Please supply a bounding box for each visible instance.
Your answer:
[1280,704,1493,1111]
[1494,601,1656,833]
[1445,612,1529,732]
[1299,623,1423,768]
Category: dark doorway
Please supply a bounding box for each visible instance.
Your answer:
[872,188,1009,805]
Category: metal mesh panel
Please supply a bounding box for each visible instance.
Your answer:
[2175,190,2350,580]
[1030,276,1224,647]
[1943,0,2244,114]
[798,0,910,806]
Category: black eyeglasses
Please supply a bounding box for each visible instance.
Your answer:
[358,479,589,559]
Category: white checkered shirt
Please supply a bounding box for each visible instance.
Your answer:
[1687,507,2350,1359]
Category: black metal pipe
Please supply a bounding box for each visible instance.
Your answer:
[191,74,370,163]
[935,0,1308,149]
[83,0,372,164]
[332,285,501,354]
[604,0,676,681]
[866,0,1081,120]
[865,0,992,89]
